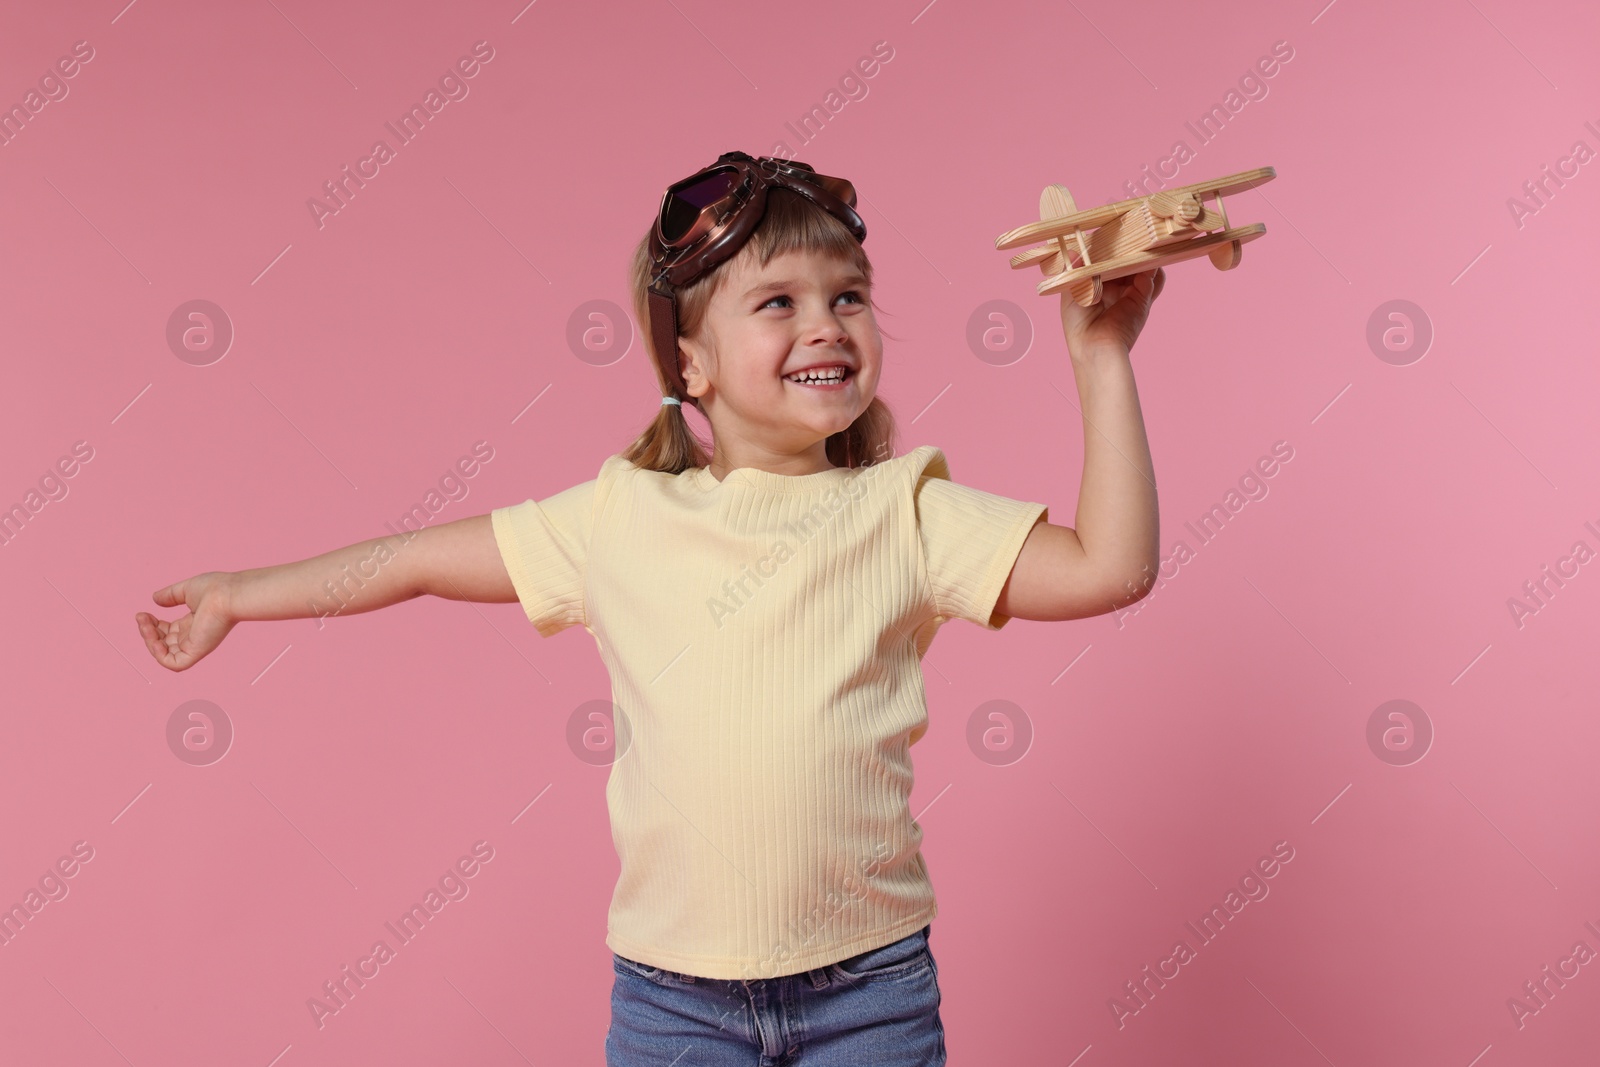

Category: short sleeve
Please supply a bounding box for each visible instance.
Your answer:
[491,479,598,637]
[913,448,1048,630]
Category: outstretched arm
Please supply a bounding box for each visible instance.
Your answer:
[995,267,1165,622]
[136,514,516,671]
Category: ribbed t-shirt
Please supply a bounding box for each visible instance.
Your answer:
[490,444,1048,979]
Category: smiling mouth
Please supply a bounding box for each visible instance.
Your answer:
[783,366,854,388]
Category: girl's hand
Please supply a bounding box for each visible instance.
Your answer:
[1059,266,1166,362]
[135,572,238,672]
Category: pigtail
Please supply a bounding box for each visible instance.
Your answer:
[825,397,898,469]
[621,397,712,474]
[619,229,710,474]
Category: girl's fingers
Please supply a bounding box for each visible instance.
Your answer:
[139,619,171,663]
[135,607,194,669]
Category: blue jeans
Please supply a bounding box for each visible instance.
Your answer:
[606,924,946,1066]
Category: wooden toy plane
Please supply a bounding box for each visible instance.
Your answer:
[995,166,1276,306]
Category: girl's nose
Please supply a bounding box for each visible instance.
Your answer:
[800,314,849,344]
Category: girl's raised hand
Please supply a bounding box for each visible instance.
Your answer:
[1059,266,1166,362]
[135,572,237,672]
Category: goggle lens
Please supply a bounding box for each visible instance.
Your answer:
[661,167,740,244]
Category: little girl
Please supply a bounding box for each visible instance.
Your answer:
[136,150,1164,1065]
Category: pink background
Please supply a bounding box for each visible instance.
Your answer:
[3,0,1598,1063]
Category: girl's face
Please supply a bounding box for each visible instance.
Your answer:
[678,247,882,464]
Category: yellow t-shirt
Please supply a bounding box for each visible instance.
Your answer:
[491,444,1048,979]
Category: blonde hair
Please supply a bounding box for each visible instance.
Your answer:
[621,184,900,475]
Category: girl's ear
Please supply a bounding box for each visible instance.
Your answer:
[678,334,713,400]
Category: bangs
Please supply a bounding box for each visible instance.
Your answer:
[739,185,873,283]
